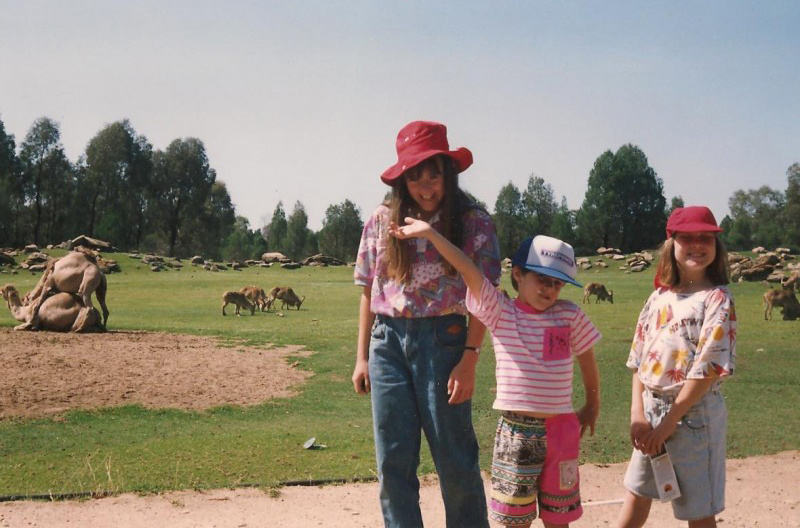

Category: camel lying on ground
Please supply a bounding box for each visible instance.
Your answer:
[24,251,109,330]
[1,284,104,332]
[222,291,255,316]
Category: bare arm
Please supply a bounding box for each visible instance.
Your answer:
[352,286,375,394]
[388,217,485,297]
[575,348,600,437]
[629,372,652,453]
[446,313,485,404]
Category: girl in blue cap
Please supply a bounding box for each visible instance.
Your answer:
[390,217,601,528]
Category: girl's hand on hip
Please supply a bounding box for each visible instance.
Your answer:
[447,357,476,404]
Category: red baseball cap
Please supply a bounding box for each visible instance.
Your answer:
[666,206,723,237]
[380,121,473,185]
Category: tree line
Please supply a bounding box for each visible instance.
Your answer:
[1,116,798,263]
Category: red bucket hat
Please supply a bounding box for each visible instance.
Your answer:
[380,121,473,185]
[666,206,723,238]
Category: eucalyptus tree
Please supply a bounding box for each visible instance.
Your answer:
[783,163,800,248]
[265,201,288,254]
[318,199,363,262]
[493,182,524,259]
[18,117,71,245]
[150,138,216,257]
[550,197,576,247]
[285,201,312,261]
[84,120,153,248]
[521,175,557,238]
[576,144,666,252]
[222,215,268,261]
[727,185,785,250]
[0,117,21,246]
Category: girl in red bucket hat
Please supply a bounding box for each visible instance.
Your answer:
[618,206,737,528]
[352,121,501,527]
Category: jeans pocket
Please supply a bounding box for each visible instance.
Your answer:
[433,318,467,351]
[681,407,706,431]
[371,319,385,340]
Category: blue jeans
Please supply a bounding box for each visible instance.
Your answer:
[369,314,489,528]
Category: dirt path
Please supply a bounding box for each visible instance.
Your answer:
[0,452,798,527]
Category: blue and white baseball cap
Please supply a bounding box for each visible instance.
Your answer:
[511,235,581,287]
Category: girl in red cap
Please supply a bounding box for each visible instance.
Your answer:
[351,121,501,527]
[617,206,737,528]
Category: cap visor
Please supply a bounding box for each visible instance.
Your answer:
[525,265,582,287]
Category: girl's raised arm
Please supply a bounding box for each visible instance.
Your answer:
[388,217,485,295]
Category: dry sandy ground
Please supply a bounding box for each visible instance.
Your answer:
[1,452,798,527]
[0,329,311,419]
[0,329,797,527]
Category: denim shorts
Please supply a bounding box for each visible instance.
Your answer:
[623,388,727,521]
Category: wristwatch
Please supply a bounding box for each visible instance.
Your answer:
[464,345,481,355]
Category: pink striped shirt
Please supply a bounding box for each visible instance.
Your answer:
[466,277,601,414]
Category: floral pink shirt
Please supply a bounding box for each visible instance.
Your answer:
[354,204,501,318]
[626,286,737,392]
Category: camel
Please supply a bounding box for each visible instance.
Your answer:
[23,251,109,330]
[1,284,104,332]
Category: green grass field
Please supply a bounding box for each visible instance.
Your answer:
[1,251,798,496]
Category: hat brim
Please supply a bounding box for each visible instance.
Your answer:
[667,223,723,237]
[523,265,582,288]
[380,147,473,185]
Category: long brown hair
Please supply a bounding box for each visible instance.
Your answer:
[385,155,477,283]
[654,235,730,288]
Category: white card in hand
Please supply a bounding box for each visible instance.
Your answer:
[650,449,681,502]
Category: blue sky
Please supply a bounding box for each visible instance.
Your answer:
[2,1,798,230]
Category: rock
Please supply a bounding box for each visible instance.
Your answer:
[281,262,302,270]
[70,235,114,251]
[766,272,786,283]
[301,254,345,266]
[0,252,16,266]
[740,265,774,281]
[262,252,289,263]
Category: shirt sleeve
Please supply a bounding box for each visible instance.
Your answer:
[465,276,504,332]
[462,209,502,287]
[571,305,602,355]
[687,287,736,380]
[626,291,657,370]
[353,210,379,287]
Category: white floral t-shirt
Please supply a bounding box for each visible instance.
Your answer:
[626,286,736,392]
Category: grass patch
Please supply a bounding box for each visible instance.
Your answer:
[0,252,797,495]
